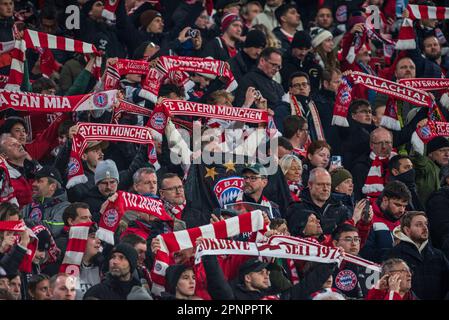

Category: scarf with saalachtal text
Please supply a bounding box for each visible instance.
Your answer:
[6,29,101,91]
[332,71,432,127]
[151,210,266,297]
[67,123,156,189]
[97,191,173,245]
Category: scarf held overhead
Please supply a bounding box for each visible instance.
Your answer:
[412,120,449,154]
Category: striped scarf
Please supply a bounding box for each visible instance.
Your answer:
[362,151,397,198]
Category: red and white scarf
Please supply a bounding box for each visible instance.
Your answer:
[332,71,432,127]
[0,220,25,232]
[362,151,397,198]
[67,123,156,189]
[97,191,174,245]
[6,29,101,91]
[140,56,237,102]
[37,47,61,78]
[398,78,449,91]
[0,89,118,113]
[151,210,266,296]
[112,99,152,123]
[59,222,94,277]
[102,0,121,21]
[164,200,186,221]
[412,120,449,155]
[0,157,17,205]
[289,93,325,141]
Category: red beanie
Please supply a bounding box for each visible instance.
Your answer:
[221,13,241,32]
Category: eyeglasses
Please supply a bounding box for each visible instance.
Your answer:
[242,175,263,182]
[160,185,184,192]
[291,82,310,89]
[265,60,282,70]
[372,141,393,146]
[339,237,361,243]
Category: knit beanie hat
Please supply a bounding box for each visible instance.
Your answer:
[244,29,267,48]
[165,264,191,294]
[427,136,449,155]
[291,30,312,49]
[140,10,162,29]
[111,242,138,273]
[94,159,119,185]
[286,205,316,237]
[330,168,353,192]
[221,13,241,32]
[310,27,333,48]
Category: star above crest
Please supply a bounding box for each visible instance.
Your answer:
[205,166,218,180]
[223,160,236,173]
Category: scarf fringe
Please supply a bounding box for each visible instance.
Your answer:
[411,131,425,155]
[66,174,88,189]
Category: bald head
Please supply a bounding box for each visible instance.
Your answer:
[370,127,393,157]
[395,57,416,80]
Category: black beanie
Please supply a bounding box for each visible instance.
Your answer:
[244,29,267,49]
[291,30,312,49]
[165,264,190,295]
[286,205,316,237]
[111,243,138,273]
[427,136,449,155]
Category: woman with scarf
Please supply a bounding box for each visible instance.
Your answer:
[279,154,303,202]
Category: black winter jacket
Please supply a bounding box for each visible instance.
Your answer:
[279,51,322,93]
[83,273,142,300]
[228,50,257,83]
[426,186,449,258]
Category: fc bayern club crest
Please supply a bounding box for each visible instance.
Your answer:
[419,126,432,139]
[335,269,358,291]
[68,157,80,176]
[150,112,167,130]
[30,207,43,222]
[214,177,244,207]
[103,209,119,228]
[93,92,108,108]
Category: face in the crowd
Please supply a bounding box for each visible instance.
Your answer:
[303,214,323,237]
[297,123,309,147]
[429,147,449,166]
[423,36,442,60]
[316,7,333,29]
[225,20,243,41]
[356,45,371,65]
[82,146,104,169]
[195,10,209,29]
[0,230,15,251]
[32,249,47,265]
[148,16,164,33]
[224,3,240,15]
[320,37,334,53]
[0,277,9,290]
[387,262,412,292]
[289,76,311,97]
[245,268,270,291]
[285,159,302,182]
[334,178,354,196]
[32,177,57,198]
[381,196,408,219]
[422,18,438,29]
[69,207,92,225]
[97,178,118,197]
[176,269,196,298]
[8,275,21,300]
[308,171,331,204]
[9,123,27,145]
[84,233,101,258]
[0,136,28,161]
[40,18,57,34]
[29,279,51,300]
[274,223,290,236]
[0,0,13,18]
[160,176,186,205]
[308,147,330,168]
[352,104,373,125]
[392,158,413,176]
[242,171,268,198]
[89,1,104,21]
[370,130,393,158]
[244,3,262,23]
[50,275,76,300]
[143,43,160,61]
[109,252,131,279]
[278,146,292,159]
[259,52,282,78]
[292,47,311,61]
[245,46,264,59]
[282,8,301,28]
[404,215,429,245]
[134,172,158,195]
[323,71,342,93]
[134,242,147,267]
[373,105,386,127]
[174,247,195,265]
[333,231,360,255]
[394,58,416,80]
[267,0,283,7]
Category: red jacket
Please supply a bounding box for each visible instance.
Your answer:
[6,162,33,208]
[366,288,418,300]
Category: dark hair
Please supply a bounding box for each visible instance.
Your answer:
[321,68,341,84]
[62,202,89,226]
[160,173,181,189]
[331,224,359,241]
[275,3,297,25]
[349,99,371,115]
[400,211,427,232]
[388,154,412,173]
[31,77,57,94]
[259,47,282,61]
[159,83,185,98]
[283,115,307,139]
[270,218,287,230]
[381,180,412,202]
[288,71,310,88]
[39,5,57,21]
[277,136,293,150]
[307,140,331,155]
[120,233,146,247]
[0,203,21,221]
[58,120,75,137]
[28,274,50,296]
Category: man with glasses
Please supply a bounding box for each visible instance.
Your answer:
[388,211,449,299]
[235,163,281,219]
[234,47,284,108]
[361,181,411,263]
[159,173,190,230]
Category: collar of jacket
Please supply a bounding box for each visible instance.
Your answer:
[255,67,273,80]
[393,226,429,254]
[389,169,417,190]
[299,187,336,210]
